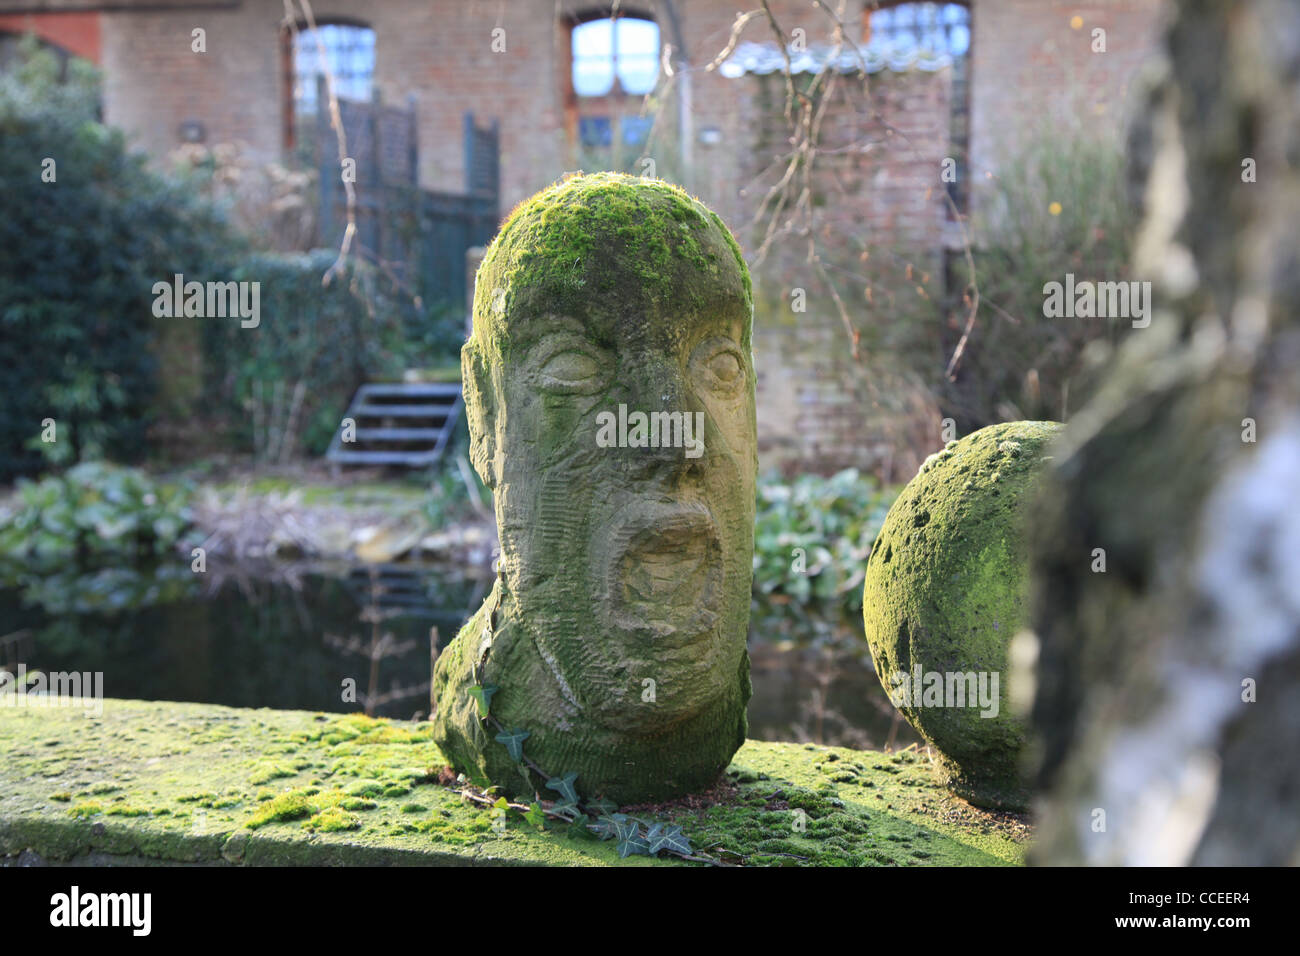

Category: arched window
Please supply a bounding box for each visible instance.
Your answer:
[571,16,659,97]
[282,20,375,152]
[291,22,375,114]
[566,11,660,157]
[864,2,970,68]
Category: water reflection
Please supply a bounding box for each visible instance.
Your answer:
[1,561,918,749]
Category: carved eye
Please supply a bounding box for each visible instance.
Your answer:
[691,339,747,395]
[539,349,603,391]
[707,351,742,384]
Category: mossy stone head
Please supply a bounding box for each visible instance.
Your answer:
[440,174,757,801]
[468,172,753,364]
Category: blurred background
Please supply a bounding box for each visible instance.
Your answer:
[0,1,1163,747]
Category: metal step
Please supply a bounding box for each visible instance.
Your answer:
[352,404,453,419]
[356,383,462,399]
[353,427,445,441]
[327,380,463,469]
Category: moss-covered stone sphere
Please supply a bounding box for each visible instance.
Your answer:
[862,421,1062,810]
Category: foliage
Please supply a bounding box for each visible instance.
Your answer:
[168,142,318,254]
[587,814,693,859]
[199,250,418,459]
[752,469,898,615]
[0,35,243,481]
[420,445,489,529]
[0,462,192,561]
[461,660,702,861]
[0,563,200,617]
[881,126,1137,430]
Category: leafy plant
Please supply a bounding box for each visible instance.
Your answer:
[198,250,417,460]
[0,36,242,480]
[454,661,707,862]
[588,814,693,859]
[0,462,193,560]
[752,468,899,614]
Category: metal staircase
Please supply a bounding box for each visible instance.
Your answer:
[326,382,462,469]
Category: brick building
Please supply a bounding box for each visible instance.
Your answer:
[1,0,1167,476]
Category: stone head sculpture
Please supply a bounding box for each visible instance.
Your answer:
[431,173,757,804]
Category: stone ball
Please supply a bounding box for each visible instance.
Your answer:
[862,420,1063,810]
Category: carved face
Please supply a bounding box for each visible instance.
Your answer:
[464,257,756,733]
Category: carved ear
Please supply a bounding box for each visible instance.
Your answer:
[461,340,497,489]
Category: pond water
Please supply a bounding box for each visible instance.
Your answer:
[0,561,919,751]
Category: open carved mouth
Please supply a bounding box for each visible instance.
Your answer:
[601,500,723,646]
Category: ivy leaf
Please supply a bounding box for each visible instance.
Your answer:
[587,796,619,816]
[588,813,625,841]
[545,771,579,805]
[494,726,530,762]
[614,818,649,858]
[524,802,545,828]
[645,823,693,857]
[550,798,583,822]
[467,684,499,718]
[492,796,510,811]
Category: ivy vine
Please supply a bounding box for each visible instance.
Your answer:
[460,673,726,864]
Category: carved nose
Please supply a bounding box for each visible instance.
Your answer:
[629,357,687,413]
[623,360,706,475]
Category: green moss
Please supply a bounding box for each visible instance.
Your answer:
[862,421,1063,810]
[249,764,296,785]
[472,172,752,364]
[1,700,1028,866]
[304,807,358,833]
[176,791,216,804]
[246,792,312,830]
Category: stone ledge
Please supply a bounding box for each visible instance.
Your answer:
[0,699,1029,866]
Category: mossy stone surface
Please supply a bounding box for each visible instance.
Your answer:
[862,421,1062,811]
[0,699,1028,866]
[471,171,753,365]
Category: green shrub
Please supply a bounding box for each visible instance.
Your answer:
[0,461,192,561]
[200,250,422,459]
[0,36,242,481]
[752,469,898,614]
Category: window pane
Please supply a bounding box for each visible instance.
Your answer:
[572,16,659,97]
[293,23,375,113]
[617,53,659,95]
[622,115,652,146]
[868,2,970,60]
[616,18,659,94]
[579,115,612,147]
[573,19,615,95]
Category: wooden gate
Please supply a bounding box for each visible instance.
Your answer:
[316,80,499,312]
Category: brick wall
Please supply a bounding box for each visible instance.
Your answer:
[66,0,1167,476]
[967,0,1168,209]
